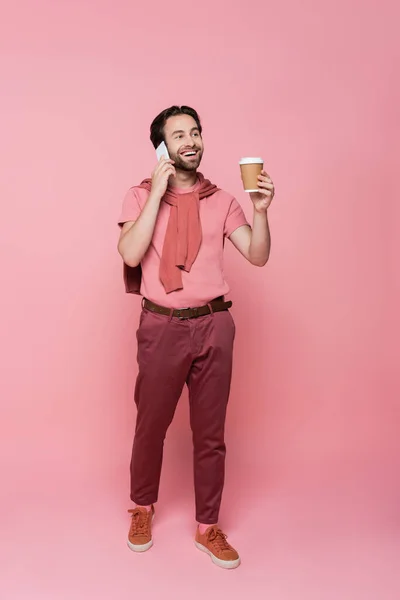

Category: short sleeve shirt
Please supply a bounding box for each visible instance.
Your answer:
[118,179,248,308]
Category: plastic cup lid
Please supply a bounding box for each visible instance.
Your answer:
[239,157,263,165]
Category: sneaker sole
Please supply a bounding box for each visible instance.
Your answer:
[194,541,241,569]
[127,539,153,553]
[127,512,154,553]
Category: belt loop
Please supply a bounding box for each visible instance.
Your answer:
[168,307,174,322]
[207,303,214,318]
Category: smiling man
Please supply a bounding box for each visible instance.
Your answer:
[118,105,275,569]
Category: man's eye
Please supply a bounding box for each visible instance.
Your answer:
[193,133,199,137]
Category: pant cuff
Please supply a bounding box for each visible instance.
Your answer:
[196,517,219,525]
[131,495,158,505]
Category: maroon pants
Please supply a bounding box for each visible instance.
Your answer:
[130,306,235,524]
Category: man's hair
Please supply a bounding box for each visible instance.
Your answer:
[150,105,202,148]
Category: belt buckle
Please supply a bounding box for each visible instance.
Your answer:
[177,307,190,319]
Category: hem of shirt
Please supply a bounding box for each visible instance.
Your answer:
[225,221,250,238]
[142,293,230,310]
[118,217,137,227]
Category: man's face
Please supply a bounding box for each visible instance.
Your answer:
[163,114,204,172]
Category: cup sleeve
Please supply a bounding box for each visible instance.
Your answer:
[223,198,249,238]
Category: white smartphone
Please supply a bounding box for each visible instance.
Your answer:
[156,141,170,161]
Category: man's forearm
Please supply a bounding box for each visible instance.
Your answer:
[118,192,162,267]
[248,210,271,266]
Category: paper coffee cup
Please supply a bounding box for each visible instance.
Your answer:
[239,157,264,192]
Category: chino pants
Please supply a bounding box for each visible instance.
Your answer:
[130,306,235,524]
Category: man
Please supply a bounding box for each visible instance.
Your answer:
[118,106,274,569]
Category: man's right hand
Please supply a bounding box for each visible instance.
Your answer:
[151,157,176,199]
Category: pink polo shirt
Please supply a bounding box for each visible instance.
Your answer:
[118,179,249,308]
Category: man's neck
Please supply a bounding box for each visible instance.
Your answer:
[170,169,198,189]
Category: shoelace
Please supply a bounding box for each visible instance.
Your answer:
[206,526,233,552]
[128,508,150,537]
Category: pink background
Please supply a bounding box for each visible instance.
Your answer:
[1,0,399,598]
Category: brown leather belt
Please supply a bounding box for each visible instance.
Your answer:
[143,296,232,320]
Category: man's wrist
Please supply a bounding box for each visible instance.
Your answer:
[148,190,164,204]
[254,206,269,217]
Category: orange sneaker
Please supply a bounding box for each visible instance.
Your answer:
[195,525,241,569]
[127,506,154,553]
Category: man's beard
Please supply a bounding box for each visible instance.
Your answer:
[170,147,203,172]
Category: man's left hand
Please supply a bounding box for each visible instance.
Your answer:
[249,171,275,213]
